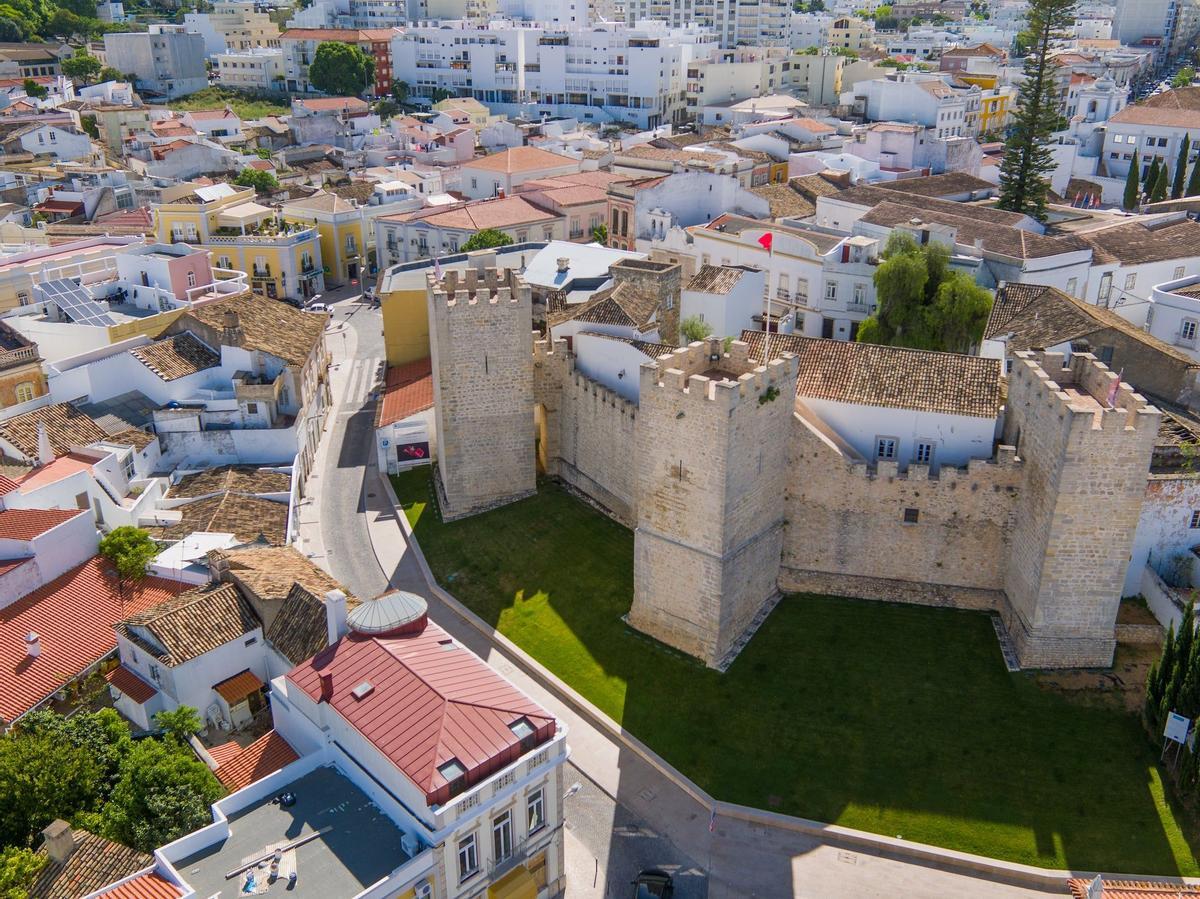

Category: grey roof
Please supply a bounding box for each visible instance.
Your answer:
[686,264,751,295]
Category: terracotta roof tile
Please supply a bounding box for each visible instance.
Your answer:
[555,281,660,333]
[287,617,556,805]
[129,332,219,381]
[0,507,84,540]
[179,294,326,368]
[213,730,299,791]
[1,557,189,724]
[266,582,346,664]
[97,872,183,898]
[116,582,261,666]
[31,829,153,899]
[213,667,264,702]
[109,428,158,451]
[1068,880,1200,899]
[463,146,577,174]
[687,264,750,295]
[739,330,1001,418]
[104,664,157,704]
[171,465,290,499]
[0,402,106,459]
[1078,217,1200,266]
[150,493,288,545]
[375,358,433,428]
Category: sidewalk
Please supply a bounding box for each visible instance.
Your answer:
[363,473,1068,899]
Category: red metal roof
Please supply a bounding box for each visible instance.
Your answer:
[0,557,190,724]
[0,507,85,540]
[104,664,157,704]
[287,620,556,806]
[214,730,299,791]
[374,358,433,429]
[97,872,182,899]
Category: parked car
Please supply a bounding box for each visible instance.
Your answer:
[306,302,330,313]
[632,869,673,899]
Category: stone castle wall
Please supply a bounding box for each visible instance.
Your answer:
[780,410,1022,611]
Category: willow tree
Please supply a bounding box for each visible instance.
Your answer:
[996,0,1077,222]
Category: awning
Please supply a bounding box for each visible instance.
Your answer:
[488,864,537,899]
[217,201,272,228]
[213,668,265,704]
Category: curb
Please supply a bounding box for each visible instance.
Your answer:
[374,470,1200,894]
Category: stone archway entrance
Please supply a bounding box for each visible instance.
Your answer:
[533,403,548,475]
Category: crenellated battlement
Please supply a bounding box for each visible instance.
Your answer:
[568,369,638,418]
[1010,351,1160,439]
[428,266,530,309]
[640,337,800,412]
[845,444,1021,484]
[533,335,572,364]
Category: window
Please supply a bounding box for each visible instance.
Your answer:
[1177,266,1187,279]
[246,402,258,414]
[218,255,231,269]
[852,283,865,306]
[875,437,897,460]
[1183,319,1198,342]
[457,833,479,881]
[824,281,837,301]
[1146,136,1156,146]
[187,270,197,288]
[1160,137,1169,147]
[1113,134,1124,143]
[492,810,513,862]
[121,452,134,480]
[903,508,920,524]
[244,636,258,646]
[1124,273,1136,291]
[527,788,545,834]
[914,441,934,465]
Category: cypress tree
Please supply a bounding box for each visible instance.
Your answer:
[1174,135,1192,199]
[996,0,1077,222]
[1152,163,1170,202]
[1188,156,1200,197]
[1150,621,1178,727]
[1124,149,1141,210]
[1179,601,1195,669]
[1145,156,1161,195]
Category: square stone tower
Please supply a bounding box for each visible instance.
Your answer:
[428,266,535,520]
[1001,351,1161,668]
[628,338,800,668]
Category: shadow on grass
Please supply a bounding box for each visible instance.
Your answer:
[392,470,1200,877]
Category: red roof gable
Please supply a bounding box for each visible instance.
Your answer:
[0,507,85,540]
[0,557,189,724]
[104,664,157,704]
[374,358,433,428]
[287,620,556,806]
[0,474,18,494]
[214,730,299,791]
[98,872,182,898]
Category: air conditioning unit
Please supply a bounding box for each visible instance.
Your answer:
[413,877,432,899]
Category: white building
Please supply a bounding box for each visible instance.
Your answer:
[3,122,91,162]
[624,0,790,47]
[849,72,980,140]
[103,25,208,99]
[215,47,286,92]
[681,264,773,339]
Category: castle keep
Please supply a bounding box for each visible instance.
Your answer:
[427,263,1163,671]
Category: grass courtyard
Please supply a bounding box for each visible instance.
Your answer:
[166,87,291,121]
[392,469,1200,875]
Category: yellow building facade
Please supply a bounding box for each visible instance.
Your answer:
[281,193,369,287]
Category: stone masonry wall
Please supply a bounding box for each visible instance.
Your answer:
[610,259,682,345]
[1001,351,1161,668]
[428,268,535,520]
[780,410,1022,610]
[556,369,639,526]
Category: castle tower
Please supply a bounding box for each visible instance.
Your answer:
[1001,351,1160,668]
[427,266,535,520]
[628,337,800,668]
[608,258,682,345]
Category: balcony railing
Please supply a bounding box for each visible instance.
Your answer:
[845,301,871,314]
[252,265,272,278]
[486,823,561,884]
[0,344,37,369]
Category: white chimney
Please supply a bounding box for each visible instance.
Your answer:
[41,820,75,864]
[25,631,41,658]
[36,423,54,468]
[325,590,347,646]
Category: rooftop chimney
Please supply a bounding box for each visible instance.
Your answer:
[556,257,570,273]
[25,631,40,658]
[36,423,54,468]
[41,820,75,865]
[221,310,244,348]
[318,672,334,703]
[325,589,347,646]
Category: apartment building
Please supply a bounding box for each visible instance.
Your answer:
[185,0,282,56]
[685,47,794,112]
[828,16,875,53]
[1099,87,1200,182]
[850,71,981,139]
[215,46,286,91]
[623,0,790,47]
[392,20,717,128]
[156,182,325,302]
[103,25,208,99]
[280,27,399,96]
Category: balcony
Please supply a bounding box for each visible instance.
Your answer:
[251,265,272,279]
[207,226,317,247]
[0,343,38,371]
[845,301,872,314]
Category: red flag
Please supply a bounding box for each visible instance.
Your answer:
[757,231,773,252]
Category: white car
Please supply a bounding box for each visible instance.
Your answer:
[306,302,330,313]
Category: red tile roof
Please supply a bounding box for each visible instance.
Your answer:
[464,145,577,175]
[104,664,157,704]
[1068,880,1200,899]
[0,557,32,577]
[97,872,183,899]
[213,730,299,791]
[375,358,433,428]
[0,474,18,493]
[0,507,85,540]
[0,557,190,724]
[213,667,264,703]
[287,619,556,806]
[206,740,243,767]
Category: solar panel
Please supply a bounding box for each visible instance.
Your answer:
[34,278,116,327]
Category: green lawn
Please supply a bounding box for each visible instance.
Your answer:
[166,86,290,121]
[392,469,1200,875]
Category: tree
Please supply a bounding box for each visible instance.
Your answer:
[430,86,454,104]
[1152,161,1169,202]
[460,228,513,252]
[18,709,131,794]
[1189,155,1200,198]
[97,526,157,594]
[1174,66,1196,88]
[0,16,22,41]
[308,41,374,98]
[154,706,201,744]
[254,146,272,159]
[0,733,99,848]
[0,847,45,899]
[101,739,222,852]
[374,98,399,120]
[44,8,86,38]
[1144,155,1160,195]
[62,48,102,84]
[996,0,1076,222]
[1123,149,1141,210]
[590,223,608,245]
[97,65,125,83]
[80,114,98,139]
[1173,134,1191,199]
[681,315,713,342]
[20,78,44,98]
[857,231,992,352]
[391,80,409,104]
[233,168,278,193]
